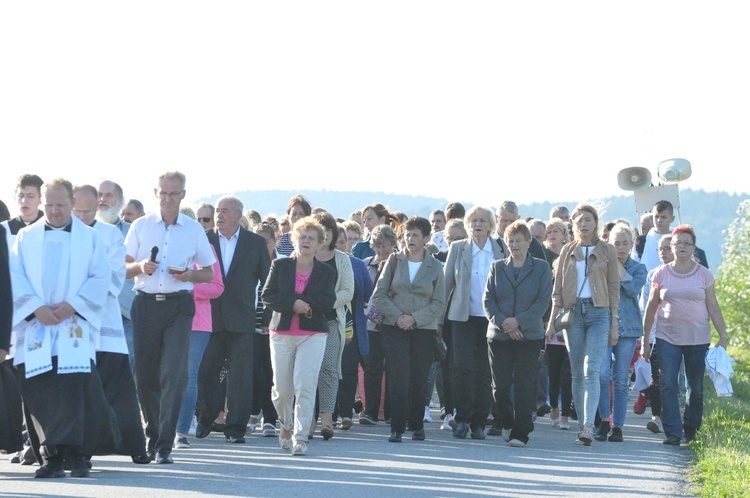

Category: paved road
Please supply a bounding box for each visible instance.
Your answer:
[1,391,693,497]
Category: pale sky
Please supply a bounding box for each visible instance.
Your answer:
[2,2,749,214]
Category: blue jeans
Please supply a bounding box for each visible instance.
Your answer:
[598,337,637,428]
[122,316,135,373]
[566,299,610,428]
[656,338,708,439]
[176,331,211,435]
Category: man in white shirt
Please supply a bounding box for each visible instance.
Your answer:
[125,171,215,464]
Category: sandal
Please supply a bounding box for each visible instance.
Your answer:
[551,418,560,428]
[292,442,308,456]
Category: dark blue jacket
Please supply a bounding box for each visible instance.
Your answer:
[349,255,374,355]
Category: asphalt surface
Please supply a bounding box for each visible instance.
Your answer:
[1,390,694,497]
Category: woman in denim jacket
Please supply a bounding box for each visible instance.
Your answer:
[595,223,646,443]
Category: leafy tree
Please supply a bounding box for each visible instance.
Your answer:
[715,199,750,345]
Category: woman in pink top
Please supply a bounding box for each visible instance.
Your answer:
[261,217,336,456]
[642,225,729,446]
[175,245,224,448]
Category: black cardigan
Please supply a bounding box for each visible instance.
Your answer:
[261,256,336,333]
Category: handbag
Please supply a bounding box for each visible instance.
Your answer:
[553,265,589,333]
[366,254,396,325]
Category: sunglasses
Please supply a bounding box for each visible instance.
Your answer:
[199,217,213,223]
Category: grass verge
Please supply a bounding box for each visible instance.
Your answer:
[689,345,750,497]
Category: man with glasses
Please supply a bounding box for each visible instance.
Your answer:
[195,202,215,231]
[125,171,215,464]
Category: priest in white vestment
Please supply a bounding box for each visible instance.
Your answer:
[11,179,118,479]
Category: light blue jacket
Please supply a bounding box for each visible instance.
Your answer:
[617,257,647,338]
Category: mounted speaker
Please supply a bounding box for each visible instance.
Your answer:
[617,167,652,191]
[658,158,691,184]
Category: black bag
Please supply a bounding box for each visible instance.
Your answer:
[553,308,575,332]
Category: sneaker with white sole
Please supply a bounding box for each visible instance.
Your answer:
[174,435,190,449]
[508,439,526,448]
[502,428,512,442]
[647,418,663,433]
[441,414,455,430]
[423,406,432,423]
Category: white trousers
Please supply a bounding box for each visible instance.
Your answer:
[270,332,327,443]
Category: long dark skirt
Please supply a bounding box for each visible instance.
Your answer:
[19,358,120,456]
[96,351,147,455]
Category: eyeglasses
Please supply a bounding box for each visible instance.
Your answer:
[671,241,694,247]
[198,217,212,223]
[157,190,184,199]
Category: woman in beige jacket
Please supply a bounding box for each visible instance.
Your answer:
[373,216,445,443]
[545,203,620,446]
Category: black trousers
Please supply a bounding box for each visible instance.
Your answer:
[335,329,367,420]
[452,316,492,429]
[251,333,278,425]
[363,330,390,421]
[546,344,572,416]
[489,338,544,444]
[197,330,254,438]
[381,325,435,433]
[132,292,194,455]
[440,321,454,415]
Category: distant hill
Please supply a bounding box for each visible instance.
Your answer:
[198,188,749,272]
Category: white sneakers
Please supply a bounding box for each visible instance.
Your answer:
[440,413,454,430]
[423,406,433,423]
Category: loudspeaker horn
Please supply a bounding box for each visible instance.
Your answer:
[617,167,652,191]
[658,158,691,184]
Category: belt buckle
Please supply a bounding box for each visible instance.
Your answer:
[155,294,166,302]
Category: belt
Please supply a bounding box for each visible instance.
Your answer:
[137,290,193,302]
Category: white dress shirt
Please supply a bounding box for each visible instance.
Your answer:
[218,226,240,274]
[125,212,216,294]
[469,239,493,317]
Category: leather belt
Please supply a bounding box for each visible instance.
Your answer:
[137,290,193,302]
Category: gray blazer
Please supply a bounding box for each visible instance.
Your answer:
[372,249,445,330]
[484,255,552,342]
[442,238,505,324]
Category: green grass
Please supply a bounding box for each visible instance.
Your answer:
[689,346,750,497]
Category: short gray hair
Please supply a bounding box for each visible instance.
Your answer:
[216,195,244,213]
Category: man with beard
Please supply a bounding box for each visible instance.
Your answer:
[97,180,137,368]
[73,185,150,464]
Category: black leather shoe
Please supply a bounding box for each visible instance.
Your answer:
[453,422,470,439]
[132,453,153,464]
[470,427,486,440]
[35,465,66,478]
[226,436,246,444]
[412,429,425,441]
[388,432,403,443]
[155,452,173,464]
[594,421,610,442]
[195,423,212,439]
[35,454,64,478]
[663,434,681,446]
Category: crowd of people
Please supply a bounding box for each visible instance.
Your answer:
[0,171,731,478]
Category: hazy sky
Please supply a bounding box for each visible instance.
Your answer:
[2,2,749,215]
